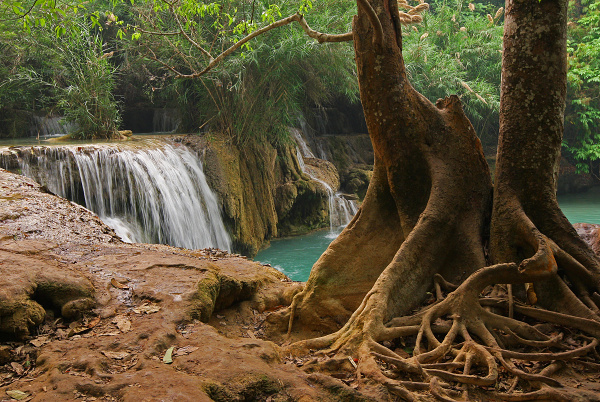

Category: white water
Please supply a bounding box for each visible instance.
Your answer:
[152,109,181,133]
[29,115,76,137]
[10,141,231,251]
[291,128,358,230]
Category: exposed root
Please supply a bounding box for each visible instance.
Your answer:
[284,253,600,400]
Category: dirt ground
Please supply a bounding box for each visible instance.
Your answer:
[0,169,372,401]
[0,168,599,401]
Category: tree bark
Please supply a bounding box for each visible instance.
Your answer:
[278,0,492,339]
[491,0,600,316]
[270,0,600,398]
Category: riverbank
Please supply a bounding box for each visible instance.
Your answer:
[2,168,600,401]
[0,168,368,401]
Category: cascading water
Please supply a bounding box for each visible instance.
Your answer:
[29,115,76,137]
[152,109,181,133]
[3,140,231,251]
[290,128,358,229]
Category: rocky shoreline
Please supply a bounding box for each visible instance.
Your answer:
[0,169,365,401]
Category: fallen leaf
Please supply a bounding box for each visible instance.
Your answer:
[101,351,130,360]
[86,315,101,329]
[113,315,131,333]
[163,346,174,364]
[247,330,256,339]
[111,278,129,289]
[174,346,199,356]
[68,325,89,337]
[6,390,29,400]
[30,336,50,347]
[67,315,101,337]
[132,303,161,314]
[10,362,24,375]
[98,331,120,336]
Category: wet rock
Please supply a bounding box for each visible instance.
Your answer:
[573,223,600,255]
[342,165,373,200]
[0,346,12,365]
[558,158,595,195]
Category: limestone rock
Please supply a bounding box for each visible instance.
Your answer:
[574,223,600,255]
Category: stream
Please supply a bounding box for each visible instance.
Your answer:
[255,187,600,281]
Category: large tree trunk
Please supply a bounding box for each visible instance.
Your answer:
[275,0,492,339]
[270,0,600,399]
[491,0,600,317]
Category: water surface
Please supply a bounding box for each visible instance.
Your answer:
[255,229,340,282]
[256,189,600,281]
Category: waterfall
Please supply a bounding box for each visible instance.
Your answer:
[5,141,231,251]
[291,128,358,229]
[29,115,76,137]
[152,109,181,133]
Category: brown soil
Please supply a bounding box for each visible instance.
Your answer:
[1,168,599,401]
[0,169,367,401]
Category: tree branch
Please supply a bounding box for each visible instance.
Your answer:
[164,0,214,62]
[0,0,40,22]
[297,15,353,43]
[171,13,353,79]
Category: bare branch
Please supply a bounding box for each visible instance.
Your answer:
[166,0,214,61]
[142,44,189,78]
[138,8,353,80]
[297,15,353,43]
[0,0,41,22]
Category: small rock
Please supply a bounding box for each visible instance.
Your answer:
[0,346,12,365]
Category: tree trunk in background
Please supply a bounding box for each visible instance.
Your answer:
[491,0,600,316]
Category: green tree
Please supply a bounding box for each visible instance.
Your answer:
[3,0,600,399]
[403,0,503,143]
[564,0,600,178]
[124,0,357,144]
[7,18,121,138]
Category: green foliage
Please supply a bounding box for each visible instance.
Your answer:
[5,19,121,139]
[563,0,600,176]
[127,0,358,145]
[1,0,87,34]
[54,21,121,138]
[402,0,503,144]
[0,25,59,111]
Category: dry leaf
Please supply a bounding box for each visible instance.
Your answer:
[101,351,130,360]
[30,336,50,347]
[163,346,174,364]
[113,315,131,333]
[132,303,161,314]
[87,315,101,329]
[5,390,29,400]
[98,331,120,336]
[174,346,199,356]
[68,326,89,337]
[111,278,129,289]
[68,315,100,337]
[10,362,24,375]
